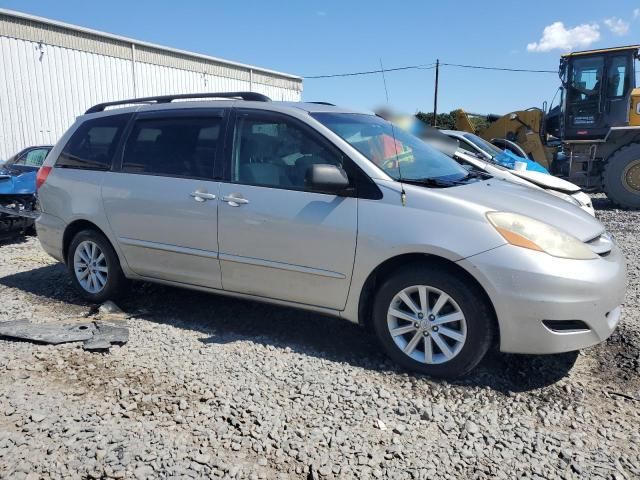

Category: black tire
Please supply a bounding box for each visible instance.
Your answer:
[372,266,494,378]
[67,229,126,303]
[602,142,640,209]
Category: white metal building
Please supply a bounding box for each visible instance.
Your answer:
[0,9,303,160]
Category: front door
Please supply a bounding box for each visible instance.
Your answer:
[218,109,358,310]
[564,55,611,139]
[604,54,632,128]
[102,109,225,288]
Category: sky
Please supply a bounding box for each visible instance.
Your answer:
[2,0,639,115]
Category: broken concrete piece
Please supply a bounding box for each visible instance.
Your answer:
[0,319,128,351]
[83,321,129,351]
[0,320,95,344]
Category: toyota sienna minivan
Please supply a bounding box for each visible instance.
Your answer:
[35,92,626,377]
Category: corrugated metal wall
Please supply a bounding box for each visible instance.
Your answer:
[0,11,303,160]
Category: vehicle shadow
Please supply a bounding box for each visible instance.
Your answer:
[590,195,619,211]
[0,264,577,393]
[0,233,32,247]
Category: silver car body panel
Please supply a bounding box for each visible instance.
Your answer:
[101,173,223,289]
[217,183,357,310]
[36,100,626,356]
[453,150,595,216]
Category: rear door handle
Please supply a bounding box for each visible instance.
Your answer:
[222,194,249,206]
[190,191,217,202]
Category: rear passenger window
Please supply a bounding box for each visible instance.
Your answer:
[122,116,222,179]
[57,114,129,170]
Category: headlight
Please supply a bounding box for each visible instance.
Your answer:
[545,189,581,207]
[486,212,597,260]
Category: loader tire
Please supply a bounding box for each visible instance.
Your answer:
[602,142,640,209]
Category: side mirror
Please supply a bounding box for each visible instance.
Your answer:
[306,164,350,194]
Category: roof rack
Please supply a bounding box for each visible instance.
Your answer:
[85,91,271,114]
[308,101,335,106]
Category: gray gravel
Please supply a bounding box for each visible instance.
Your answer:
[0,195,639,479]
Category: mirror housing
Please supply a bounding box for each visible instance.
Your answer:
[306,164,350,194]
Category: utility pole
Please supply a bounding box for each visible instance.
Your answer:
[433,59,439,127]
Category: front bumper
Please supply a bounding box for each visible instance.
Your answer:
[457,242,626,354]
[0,195,37,235]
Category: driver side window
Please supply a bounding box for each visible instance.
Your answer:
[232,112,345,191]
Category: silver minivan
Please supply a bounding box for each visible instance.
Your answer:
[36,93,626,377]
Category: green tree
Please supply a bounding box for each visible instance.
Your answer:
[416,110,493,133]
[415,111,457,130]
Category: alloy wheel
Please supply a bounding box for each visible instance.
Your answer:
[73,240,109,294]
[386,285,467,364]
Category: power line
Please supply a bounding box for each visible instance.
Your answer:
[303,61,556,79]
[441,62,557,74]
[304,63,436,79]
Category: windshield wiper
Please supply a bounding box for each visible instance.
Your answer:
[403,177,465,188]
[462,170,491,181]
[404,171,490,188]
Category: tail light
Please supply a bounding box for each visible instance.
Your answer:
[36,166,52,190]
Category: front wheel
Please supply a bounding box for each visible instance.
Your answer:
[372,267,494,378]
[67,229,126,303]
[602,143,640,209]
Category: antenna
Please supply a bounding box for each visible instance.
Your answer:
[379,58,407,206]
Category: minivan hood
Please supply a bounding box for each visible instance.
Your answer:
[410,178,603,242]
[509,169,581,193]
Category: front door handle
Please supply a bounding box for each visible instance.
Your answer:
[190,191,217,202]
[222,194,249,207]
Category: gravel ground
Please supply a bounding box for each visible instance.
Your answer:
[0,195,639,479]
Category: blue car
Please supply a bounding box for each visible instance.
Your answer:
[0,145,52,235]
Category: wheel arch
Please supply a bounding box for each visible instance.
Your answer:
[600,128,640,159]
[357,253,499,343]
[62,219,115,265]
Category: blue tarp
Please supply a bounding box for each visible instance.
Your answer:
[494,150,549,174]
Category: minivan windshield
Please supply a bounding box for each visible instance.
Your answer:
[312,113,469,183]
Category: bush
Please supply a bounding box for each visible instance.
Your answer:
[415,111,457,130]
[416,110,492,133]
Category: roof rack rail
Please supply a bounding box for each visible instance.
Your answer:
[85,91,271,114]
[308,101,335,106]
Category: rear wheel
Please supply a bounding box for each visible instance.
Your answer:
[67,229,125,303]
[372,267,494,378]
[602,142,640,209]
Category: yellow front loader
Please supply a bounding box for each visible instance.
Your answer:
[454,45,640,209]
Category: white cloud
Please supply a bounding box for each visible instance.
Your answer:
[634,8,640,19]
[604,17,629,35]
[527,21,600,52]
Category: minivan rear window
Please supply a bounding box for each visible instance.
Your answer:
[56,114,130,170]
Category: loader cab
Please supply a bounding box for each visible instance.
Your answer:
[560,46,638,140]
